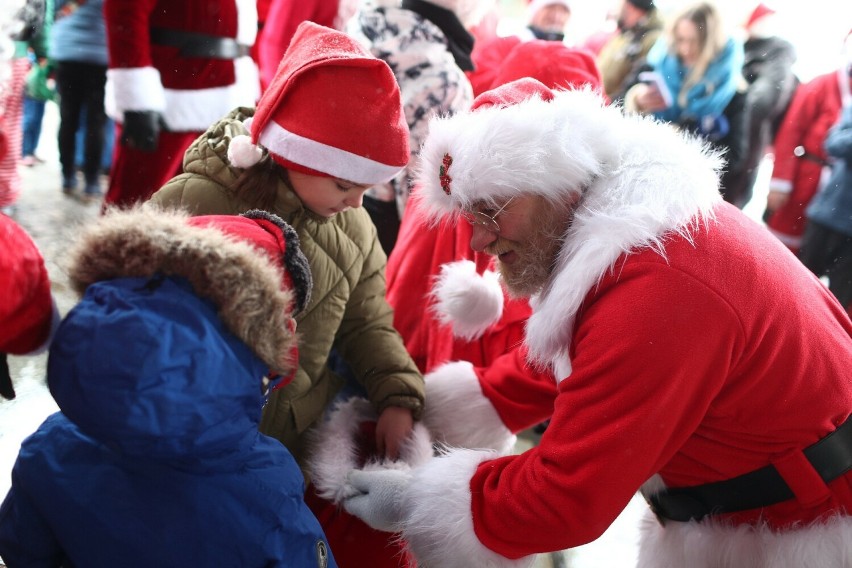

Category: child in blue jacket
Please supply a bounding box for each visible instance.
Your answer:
[0,206,335,568]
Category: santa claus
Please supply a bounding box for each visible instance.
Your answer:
[342,78,852,567]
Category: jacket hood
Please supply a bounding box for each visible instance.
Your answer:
[48,276,268,461]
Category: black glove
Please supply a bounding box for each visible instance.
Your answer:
[121,110,163,152]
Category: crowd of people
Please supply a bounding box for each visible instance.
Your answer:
[1,0,851,567]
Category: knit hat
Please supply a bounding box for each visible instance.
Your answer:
[0,215,59,399]
[227,21,409,186]
[417,77,610,217]
[527,0,571,19]
[65,207,312,378]
[490,41,603,94]
[625,0,654,12]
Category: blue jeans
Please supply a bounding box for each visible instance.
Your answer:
[21,95,46,157]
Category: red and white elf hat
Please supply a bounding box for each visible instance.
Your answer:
[228,21,409,186]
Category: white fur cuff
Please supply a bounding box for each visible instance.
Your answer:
[307,397,433,504]
[422,361,516,455]
[401,449,538,568]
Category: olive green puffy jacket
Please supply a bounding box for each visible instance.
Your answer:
[149,108,424,467]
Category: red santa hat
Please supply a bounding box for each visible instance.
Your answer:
[228,21,409,186]
[416,76,610,218]
[490,40,603,94]
[0,215,59,399]
[745,3,776,30]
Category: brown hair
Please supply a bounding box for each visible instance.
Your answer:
[230,154,287,211]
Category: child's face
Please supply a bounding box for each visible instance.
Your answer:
[288,170,371,218]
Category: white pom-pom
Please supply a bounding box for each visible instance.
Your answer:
[227,134,263,168]
[431,260,504,341]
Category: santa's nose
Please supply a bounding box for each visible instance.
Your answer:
[470,223,498,252]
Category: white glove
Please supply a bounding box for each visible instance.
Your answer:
[343,469,412,533]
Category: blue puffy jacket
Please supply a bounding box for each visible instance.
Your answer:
[0,276,336,568]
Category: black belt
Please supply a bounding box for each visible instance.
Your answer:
[150,27,250,60]
[793,145,830,167]
[647,415,852,523]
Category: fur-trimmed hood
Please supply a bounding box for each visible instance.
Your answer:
[66,206,299,373]
[416,87,724,376]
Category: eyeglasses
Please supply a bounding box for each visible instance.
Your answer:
[459,197,515,234]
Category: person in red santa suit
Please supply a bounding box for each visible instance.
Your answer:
[102,0,260,208]
[340,77,852,568]
[764,29,852,254]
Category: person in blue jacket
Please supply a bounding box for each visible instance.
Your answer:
[0,206,335,568]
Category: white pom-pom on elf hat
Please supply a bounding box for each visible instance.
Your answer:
[234,21,410,185]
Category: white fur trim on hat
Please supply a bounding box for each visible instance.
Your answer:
[416,89,607,218]
[637,507,852,567]
[227,135,264,168]
[400,449,538,568]
[258,119,403,185]
[431,260,504,341]
[422,361,516,454]
[307,396,433,505]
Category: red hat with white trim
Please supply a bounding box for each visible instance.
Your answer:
[228,21,409,186]
[416,77,609,218]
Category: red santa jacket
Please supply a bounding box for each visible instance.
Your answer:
[402,202,852,568]
[766,69,850,250]
[103,0,259,132]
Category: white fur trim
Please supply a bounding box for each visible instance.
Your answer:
[422,361,516,455]
[431,260,504,341]
[105,67,166,116]
[235,0,258,45]
[769,178,793,194]
[307,397,433,504]
[227,135,263,168]
[401,449,538,568]
[637,508,852,568]
[258,119,403,185]
[105,58,260,132]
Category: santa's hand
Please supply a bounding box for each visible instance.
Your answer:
[343,469,411,533]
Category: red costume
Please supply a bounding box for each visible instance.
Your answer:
[766,68,850,252]
[345,81,852,568]
[103,0,260,207]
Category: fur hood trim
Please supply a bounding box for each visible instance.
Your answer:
[307,396,433,504]
[416,89,723,376]
[66,206,296,374]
